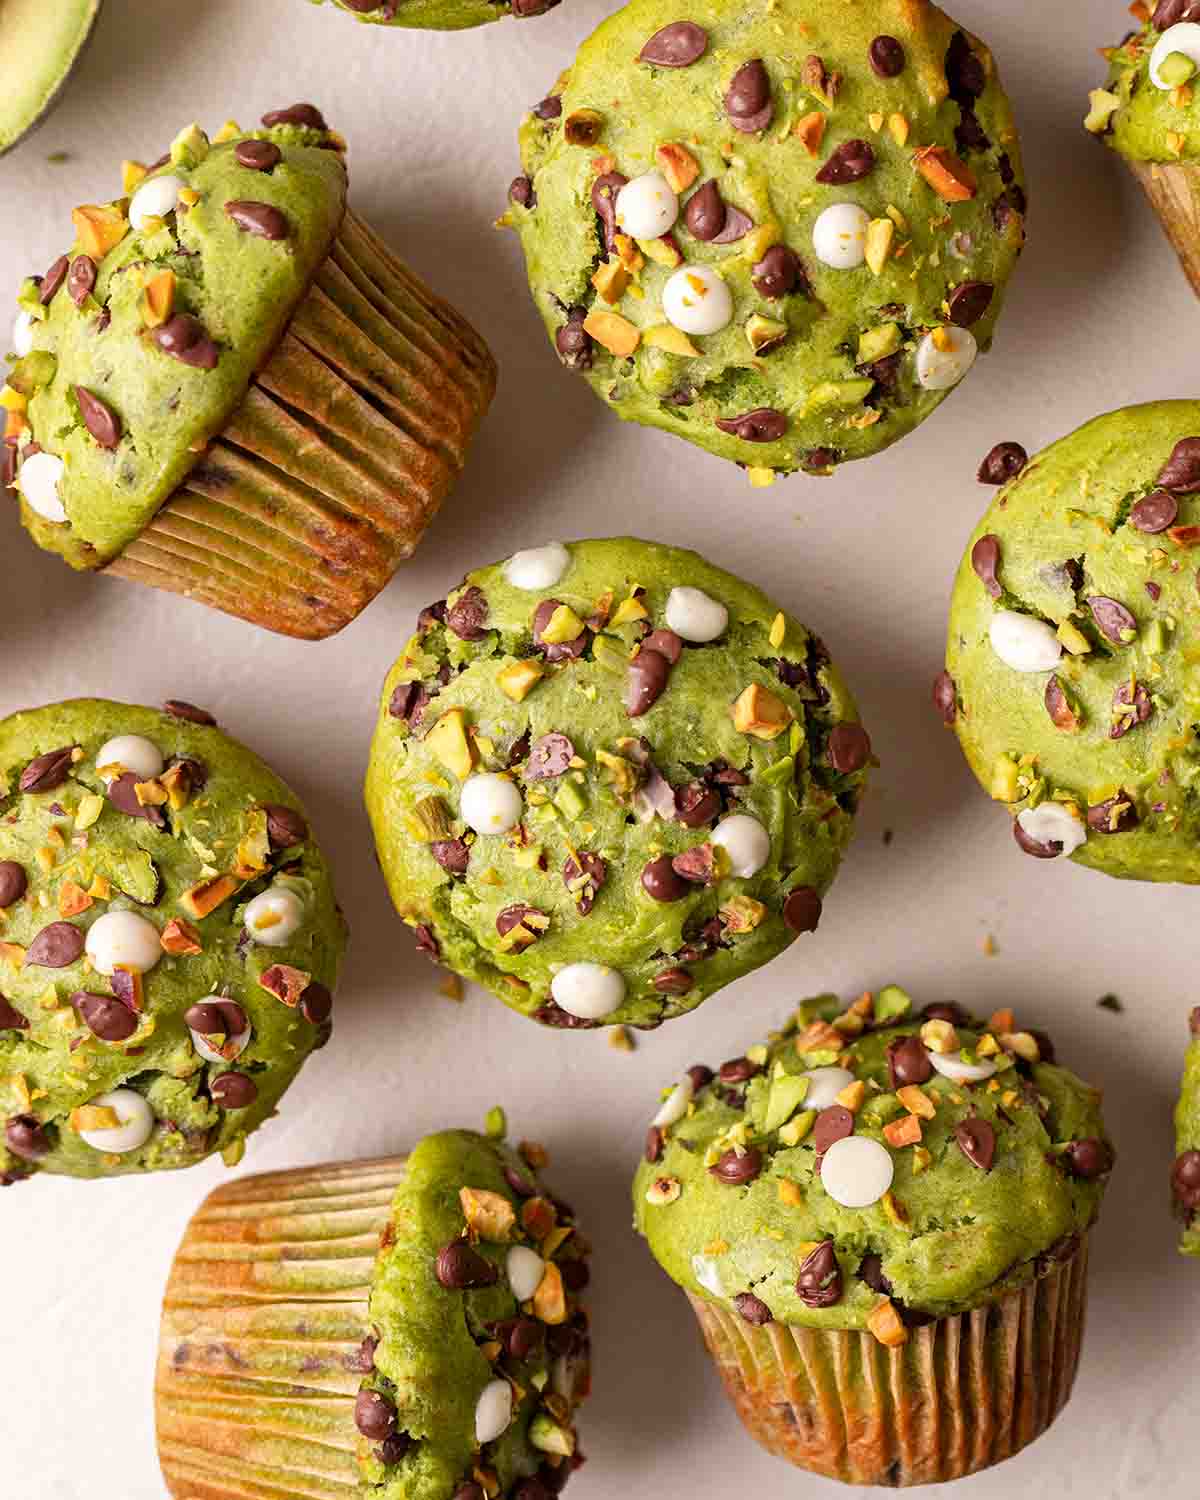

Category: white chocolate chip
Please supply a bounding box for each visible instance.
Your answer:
[460,773,524,836]
[711,814,771,878]
[85,910,162,975]
[664,585,728,642]
[652,1077,694,1128]
[819,1135,895,1208]
[506,1244,546,1302]
[551,961,624,1020]
[243,887,305,946]
[691,1254,725,1297]
[915,327,977,390]
[988,609,1062,672]
[12,311,34,358]
[1016,804,1087,858]
[474,1379,514,1444]
[129,173,186,230]
[812,203,870,269]
[615,170,679,240]
[929,1050,998,1083]
[95,734,164,781]
[504,543,570,591]
[17,451,67,523]
[77,1088,154,1153]
[662,264,733,336]
[1150,23,1200,88]
[801,1066,856,1111]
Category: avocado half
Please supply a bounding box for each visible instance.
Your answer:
[0,0,103,157]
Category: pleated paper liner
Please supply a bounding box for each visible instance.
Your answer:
[686,1235,1089,1488]
[156,1155,407,1500]
[110,212,497,640]
[1125,159,1200,299]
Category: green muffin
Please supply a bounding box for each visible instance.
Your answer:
[942,401,1200,883]
[634,985,1112,1484]
[502,0,1026,482]
[306,0,561,29]
[366,537,871,1030]
[1173,1007,1200,1255]
[0,698,346,1182]
[1088,2,1200,294]
[4,104,496,638]
[157,1122,592,1500]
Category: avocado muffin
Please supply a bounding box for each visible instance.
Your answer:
[942,401,1200,883]
[634,985,1112,1485]
[1173,1007,1200,1256]
[0,0,102,157]
[157,1121,592,1500]
[0,698,345,1183]
[366,537,871,1030]
[3,103,496,638]
[1088,2,1200,295]
[306,0,562,30]
[502,0,1026,482]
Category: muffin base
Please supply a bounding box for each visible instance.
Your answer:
[109,213,497,639]
[155,1155,406,1500]
[686,1236,1089,1487]
[1125,159,1200,298]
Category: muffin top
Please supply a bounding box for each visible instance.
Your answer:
[357,1124,590,1500]
[310,0,563,28]
[504,0,1025,479]
[943,401,1200,884]
[0,698,345,1181]
[1092,2,1200,162]
[633,986,1110,1336]
[1173,1008,1200,1256]
[365,537,869,1030]
[4,104,347,569]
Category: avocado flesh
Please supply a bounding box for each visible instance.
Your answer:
[0,0,102,156]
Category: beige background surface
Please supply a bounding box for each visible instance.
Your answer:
[0,0,1194,1495]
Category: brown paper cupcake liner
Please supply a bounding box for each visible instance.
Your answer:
[109,212,497,639]
[156,1155,406,1500]
[686,1235,1089,1488]
[1124,158,1200,299]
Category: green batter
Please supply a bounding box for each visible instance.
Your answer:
[1174,1010,1200,1256]
[5,106,346,568]
[633,987,1111,1330]
[502,0,1026,479]
[944,401,1200,884]
[0,698,346,1181]
[365,537,870,1029]
[305,0,563,30]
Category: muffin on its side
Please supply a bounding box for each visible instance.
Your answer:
[1173,1007,1200,1256]
[503,0,1026,482]
[306,0,562,30]
[366,537,871,1030]
[942,401,1200,883]
[1089,3,1200,295]
[0,698,345,1182]
[633,986,1112,1486]
[156,1122,592,1500]
[3,104,496,638]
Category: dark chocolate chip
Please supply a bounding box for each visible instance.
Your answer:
[945,31,986,102]
[5,1115,49,1160]
[782,886,822,934]
[733,1291,773,1325]
[675,781,720,828]
[626,649,672,716]
[152,314,219,369]
[977,441,1027,485]
[163,700,216,725]
[639,21,708,67]
[451,1486,487,1500]
[225,200,290,240]
[435,1240,499,1290]
[184,999,248,1037]
[684,179,726,241]
[75,386,121,449]
[752,244,801,299]
[796,1240,842,1308]
[236,139,283,172]
[446,585,489,641]
[40,255,68,304]
[495,903,542,939]
[641,854,690,903]
[1130,490,1178,533]
[509,176,536,209]
[108,772,165,826]
[712,205,753,243]
[0,995,28,1031]
[73,991,138,1042]
[859,1253,892,1295]
[887,1035,932,1088]
[932,670,957,725]
[815,139,875,185]
[1012,818,1064,859]
[19,747,74,794]
[653,966,694,995]
[388,681,430,725]
[555,306,593,371]
[263,804,308,849]
[67,255,97,308]
[709,1146,763,1185]
[533,96,562,120]
[1088,596,1136,645]
[526,732,575,779]
[0,861,28,909]
[299,982,333,1027]
[714,408,787,443]
[1110,679,1152,740]
[354,1390,396,1441]
[947,280,994,327]
[591,172,628,254]
[1087,792,1138,834]
[868,35,906,77]
[533,598,589,662]
[1172,1148,1200,1209]
[827,723,871,774]
[1157,436,1200,493]
[971,534,1002,597]
[645,1126,664,1163]
[431,839,471,876]
[26,921,83,969]
[261,103,328,130]
[670,844,717,885]
[813,1105,854,1155]
[211,1073,258,1108]
[724,59,772,133]
[1062,1138,1112,1179]
[719,1056,761,1085]
[923,1001,969,1025]
[954,1117,996,1171]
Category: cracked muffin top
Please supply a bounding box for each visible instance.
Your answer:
[502,0,1025,483]
[942,401,1200,884]
[365,537,870,1029]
